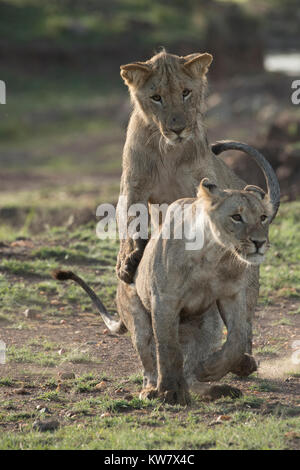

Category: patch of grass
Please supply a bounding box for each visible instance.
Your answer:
[0,312,12,323]
[63,350,98,365]
[272,317,293,326]
[127,373,144,385]
[0,377,14,387]
[103,397,155,413]
[254,346,280,357]
[260,201,300,301]
[0,412,299,450]
[8,345,60,367]
[43,377,58,390]
[27,339,59,351]
[32,246,98,264]
[36,391,63,402]
[288,307,300,315]
[72,374,100,393]
[0,258,59,278]
[248,380,279,393]
[0,412,35,424]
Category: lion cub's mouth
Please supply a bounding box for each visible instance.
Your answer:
[246,252,265,265]
[164,132,192,146]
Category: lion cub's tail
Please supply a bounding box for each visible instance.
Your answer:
[52,269,127,335]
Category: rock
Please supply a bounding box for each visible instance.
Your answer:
[39,407,51,414]
[13,387,29,395]
[11,239,33,248]
[33,419,60,432]
[95,381,106,391]
[216,415,232,422]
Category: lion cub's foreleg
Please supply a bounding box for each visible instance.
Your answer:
[150,294,191,406]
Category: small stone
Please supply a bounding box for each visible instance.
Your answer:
[58,372,75,380]
[11,239,33,248]
[216,415,231,422]
[95,381,106,390]
[285,431,300,440]
[39,407,51,414]
[33,419,60,432]
[13,387,29,395]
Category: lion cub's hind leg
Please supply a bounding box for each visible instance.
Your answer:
[116,282,157,398]
[180,304,243,400]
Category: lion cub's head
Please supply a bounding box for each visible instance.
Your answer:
[198,178,275,265]
[120,50,212,146]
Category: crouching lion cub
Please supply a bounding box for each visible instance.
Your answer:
[54,144,280,405]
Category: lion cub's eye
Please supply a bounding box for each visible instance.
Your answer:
[151,94,162,103]
[182,89,191,99]
[231,214,243,222]
[260,214,268,222]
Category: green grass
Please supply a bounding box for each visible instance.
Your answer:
[0,377,14,387]
[0,410,298,450]
[260,201,300,302]
[7,345,60,368]
[0,195,299,449]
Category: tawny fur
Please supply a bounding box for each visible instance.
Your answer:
[55,179,276,405]
[116,50,260,379]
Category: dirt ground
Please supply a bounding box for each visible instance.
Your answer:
[0,236,299,438]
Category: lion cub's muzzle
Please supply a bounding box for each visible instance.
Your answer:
[249,238,268,255]
[163,128,193,145]
[246,238,269,264]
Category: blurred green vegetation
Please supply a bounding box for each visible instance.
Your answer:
[0,0,265,77]
[0,0,298,57]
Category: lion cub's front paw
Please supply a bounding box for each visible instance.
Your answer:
[117,260,136,284]
[158,386,191,406]
[139,387,158,400]
[116,241,147,284]
[231,353,257,377]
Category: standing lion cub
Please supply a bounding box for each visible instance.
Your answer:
[54,143,280,405]
[115,50,271,368]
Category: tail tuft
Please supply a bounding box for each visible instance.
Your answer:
[52,269,74,281]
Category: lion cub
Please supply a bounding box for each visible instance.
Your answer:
[133,178,274,404]
[54,173,278,405]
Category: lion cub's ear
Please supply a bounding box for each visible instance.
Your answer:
[197,178,224,202]
[244,185,266,200]
[183,53,213,77]
[120,62,152,87]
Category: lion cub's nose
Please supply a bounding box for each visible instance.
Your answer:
[251,239,266,251]
[168,115,186,136]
